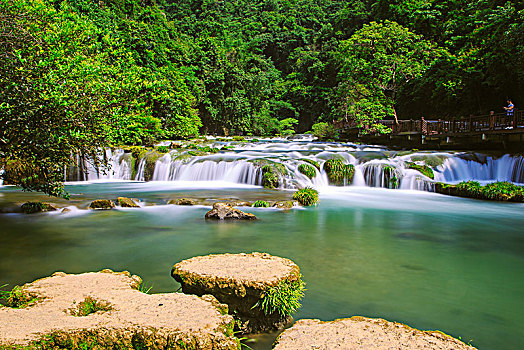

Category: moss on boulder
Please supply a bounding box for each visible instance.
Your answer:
[323,159,355,186]
[89,200,115,210]
[117,197,140,208]
[171,253,304,334]
[298,163,316,179]
[405,162,434,180]
[20,202,57,214]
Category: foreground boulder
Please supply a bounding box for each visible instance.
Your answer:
[89,199,115,210]
[117,197,140,208]
[0,270,239,349]
[273,317,477,350]
[205,203,257,220]
[21,202,57,214]
[172,253,304,334]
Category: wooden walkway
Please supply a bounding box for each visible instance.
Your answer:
[336,111,524,137]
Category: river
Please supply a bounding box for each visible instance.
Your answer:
[1,138,523,349]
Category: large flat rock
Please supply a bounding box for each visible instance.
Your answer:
[273,317,477,350]
[0,270,239,349]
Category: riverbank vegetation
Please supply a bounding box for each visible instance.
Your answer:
[1,0,522,195]
[435,181,524,202]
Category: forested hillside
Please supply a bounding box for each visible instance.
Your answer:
[1,0,523,194]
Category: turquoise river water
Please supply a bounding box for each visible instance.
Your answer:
[1,180,523,349]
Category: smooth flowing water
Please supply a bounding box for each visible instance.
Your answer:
[1,139,523,349]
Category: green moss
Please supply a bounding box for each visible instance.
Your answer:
[405,162,434,180]
[300,158,320,170]
[143,151,163,181]
[252,200,270,208]
[292,187,319,206]
[256,277,305,317]
[298,163,316,179]
[323,159,355,186]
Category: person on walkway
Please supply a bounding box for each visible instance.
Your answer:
[504,99,514,116]
[503,99,515,129]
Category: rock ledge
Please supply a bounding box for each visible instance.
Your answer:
[0,270,238,349]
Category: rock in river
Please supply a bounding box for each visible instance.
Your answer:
[205,203,257,220]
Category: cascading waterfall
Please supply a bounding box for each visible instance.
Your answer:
[67,140,524,191]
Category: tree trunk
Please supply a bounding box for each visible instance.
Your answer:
[393,106,399,125]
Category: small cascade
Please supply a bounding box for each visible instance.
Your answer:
[78,149,133,181]
[435,154,524,183]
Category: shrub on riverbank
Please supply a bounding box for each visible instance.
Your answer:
[435,181,524,201]
[293,187,319,206]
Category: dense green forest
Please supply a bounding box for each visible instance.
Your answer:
[1,0,523,194]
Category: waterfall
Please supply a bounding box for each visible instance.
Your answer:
[63,141,524,191]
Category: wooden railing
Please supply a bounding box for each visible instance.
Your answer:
[336,110,524,136]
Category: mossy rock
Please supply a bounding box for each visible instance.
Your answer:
[260,163,287,189]
[205,203,257,220]
[21,202,57,214]
[323,159,355,186]
[142,151,163,181]
[300,158,320,170]
[298,163,316,179]
[117,197,139,208]
[171,253,304,334]
[405,162,434,180]
[409,155,447,168]
[175,198,197,206]
[89,200,115,210]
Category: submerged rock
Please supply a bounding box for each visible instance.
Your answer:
[89,199,115,210]
[117,197,140,208]
[0,270,238,349]
[171,252,304,334]
[21,202,57,214]
[273,317,477,350]
[205,203,257,220]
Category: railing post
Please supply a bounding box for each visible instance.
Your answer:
[452,118,455,133]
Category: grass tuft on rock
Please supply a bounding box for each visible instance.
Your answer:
[252,200,270,208]
[70,296,112,317]
[298,163,316,179]
[257,278,305,317]
[323,159,355,185]
[292,187,319,206]
[0,285,39,308]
